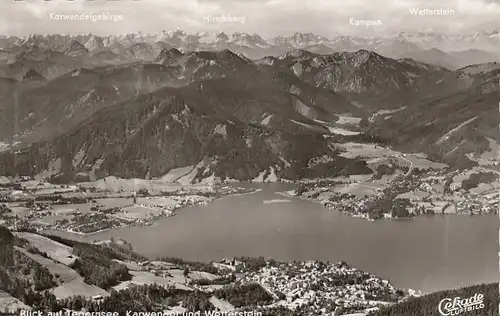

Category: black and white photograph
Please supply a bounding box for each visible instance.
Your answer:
[0,0,499,315]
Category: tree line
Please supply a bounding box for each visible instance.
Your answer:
[371,282,498,316]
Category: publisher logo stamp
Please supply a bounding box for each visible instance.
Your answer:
[438,293,485,315]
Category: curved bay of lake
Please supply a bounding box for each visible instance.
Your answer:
[49,183,499,293]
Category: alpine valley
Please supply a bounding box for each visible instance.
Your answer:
[0,30,498,218]
[0,29,498,316]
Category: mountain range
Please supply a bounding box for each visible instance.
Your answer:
[1,29,499,70]
[0,30,498,183]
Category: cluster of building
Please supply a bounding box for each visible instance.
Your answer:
[0,177,259,234]
[298,168,499,220]
[237,260,403,315]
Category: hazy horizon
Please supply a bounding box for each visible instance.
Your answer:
[1,0,499,37]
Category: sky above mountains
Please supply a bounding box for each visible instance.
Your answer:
[1,0,499,36]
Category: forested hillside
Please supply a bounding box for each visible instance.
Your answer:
[372,282,498,316]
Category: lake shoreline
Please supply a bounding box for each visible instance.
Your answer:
[279,189,498,221]
[27,183,498,294]
[39,185,261,237]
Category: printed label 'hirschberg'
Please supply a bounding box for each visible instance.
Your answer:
[437,293,485,315]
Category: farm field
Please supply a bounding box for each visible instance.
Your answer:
[15,247,80,284]
[0,291,32,313]
[15,232,79,266]
[50,278,110,300]
[336,142,448,170]
[112,271,193,292]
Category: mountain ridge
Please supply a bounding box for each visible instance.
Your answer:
[0,43,497,184]
[1,29,499,69]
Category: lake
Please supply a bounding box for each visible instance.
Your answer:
[48,183,499,293]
